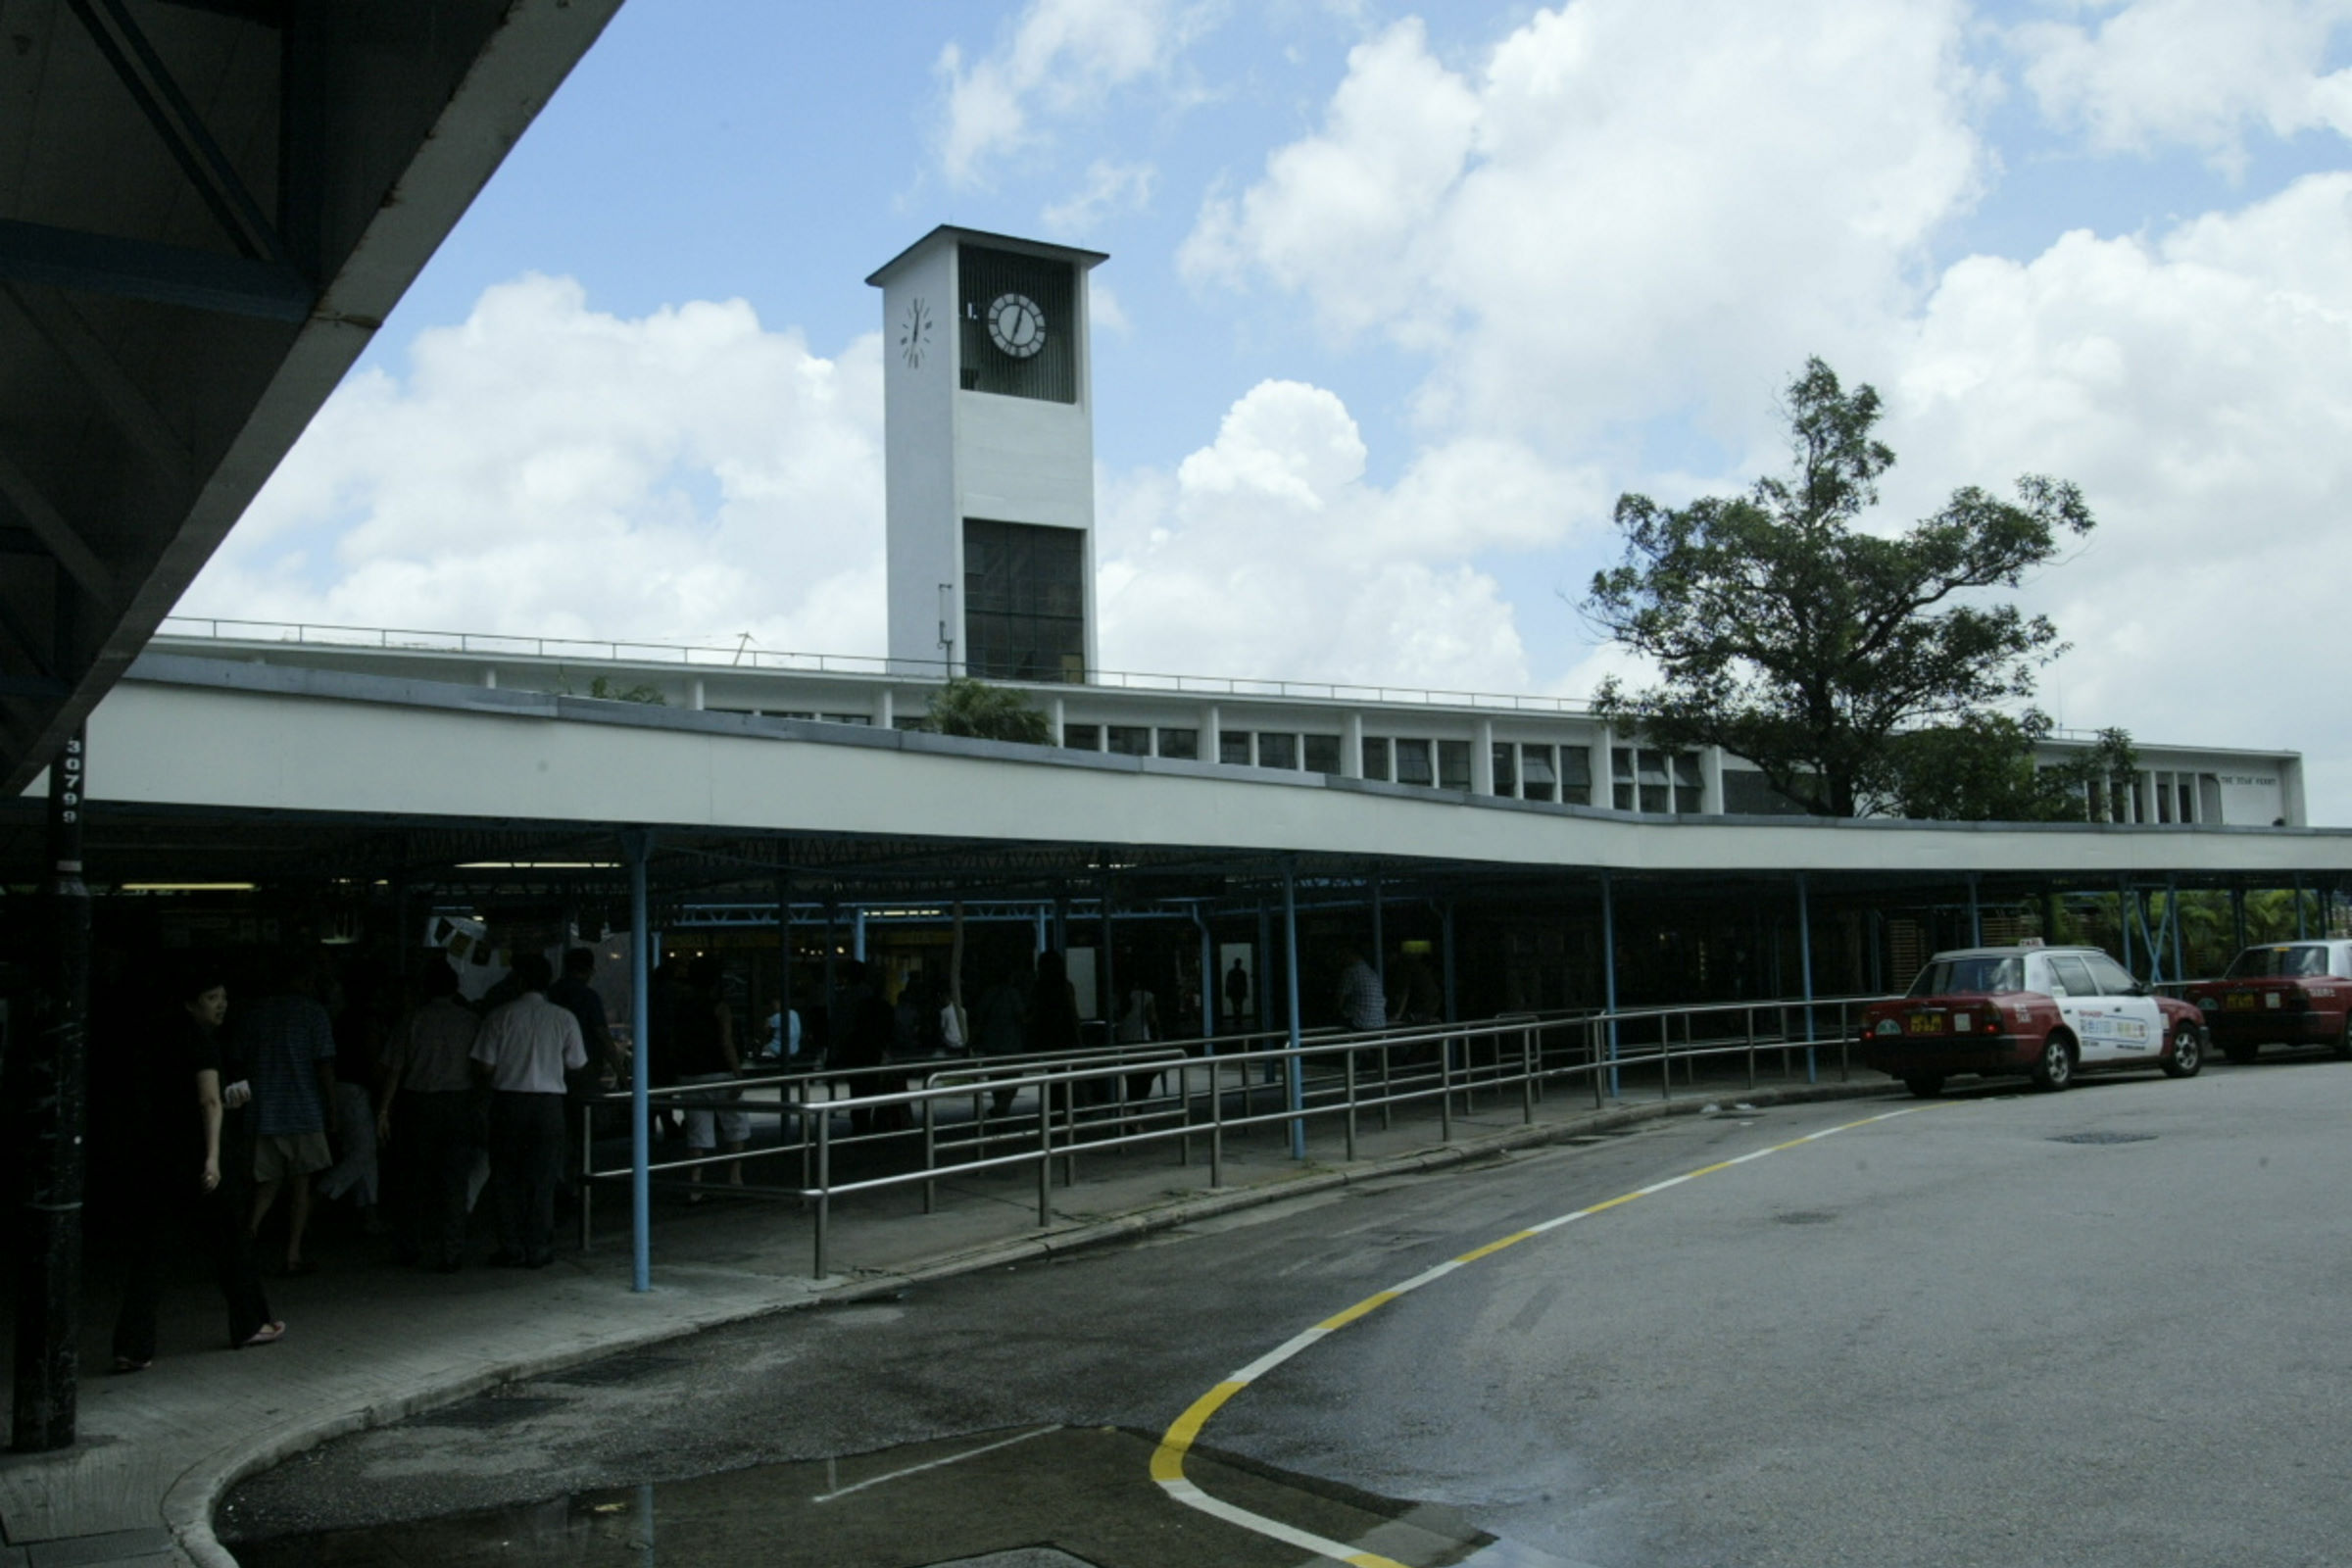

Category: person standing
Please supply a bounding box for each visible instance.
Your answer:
[469,954,584,1268]
[1333,944,1389,1033]
[548,946,622,1203]
[669,956,746,1194]
[1224,957,1251,1031]
[376,962,482,1272]
[112,965,282,1366]
[1115,970,1161,1105]
[971,961,1029,1117]
[241,958,338,1275]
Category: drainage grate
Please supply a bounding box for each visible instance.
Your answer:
[411,1396,569,1428]
[542,1352,688,1387]
[2049,1131,2157,1146]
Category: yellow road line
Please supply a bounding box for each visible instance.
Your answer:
[1150,1102,1944,1559]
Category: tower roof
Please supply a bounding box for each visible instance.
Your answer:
[865,225,1109,288]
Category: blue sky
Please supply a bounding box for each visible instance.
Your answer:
[183,0,2352,813]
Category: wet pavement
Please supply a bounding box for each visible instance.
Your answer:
[205,1058,2352,1568]
[226,1425,1540,1567]
[3,1060,1852,1566]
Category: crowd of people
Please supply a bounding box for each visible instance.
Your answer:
[104,943,623,1371]
[101,931,1421,1369]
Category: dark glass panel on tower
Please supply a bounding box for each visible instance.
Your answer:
[963,517,1087,682]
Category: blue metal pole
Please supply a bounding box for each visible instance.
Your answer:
[1600,871,1619,1097]
[852,906,867,962]
[1369,864,1385,1008]
[2169,874,2185,984]
[621,829,654,1294]
[1967,872,1982,948]
[1194,907,1214,1045]
[1796,872,1817,1085]
[1283,861,1305,1160]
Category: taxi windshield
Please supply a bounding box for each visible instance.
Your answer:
[1907,956,2021,997]
[2223,945,2331,979]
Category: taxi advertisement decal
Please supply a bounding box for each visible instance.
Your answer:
[2075,1009,2150,1050]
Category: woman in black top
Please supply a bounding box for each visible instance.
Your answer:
[111,966,280,1370]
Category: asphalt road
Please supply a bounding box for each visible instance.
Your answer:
[224,1056,2352,1568]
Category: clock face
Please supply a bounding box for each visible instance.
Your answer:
[986,292,1047,359]
[899,296,932,368]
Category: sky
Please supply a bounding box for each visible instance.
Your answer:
[177,0,2352,816]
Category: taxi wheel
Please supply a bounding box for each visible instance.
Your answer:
[2030,1033,2074,1093]
[2161,1022,2202,1078]
[1902,1075,1944,1099]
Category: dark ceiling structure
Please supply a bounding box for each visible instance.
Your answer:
[0,0,620,795]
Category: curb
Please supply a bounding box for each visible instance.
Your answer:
[171,1077,1892,1566]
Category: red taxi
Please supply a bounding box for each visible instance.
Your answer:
[2181,941,2352,1064]
[1861,944,2204,1098]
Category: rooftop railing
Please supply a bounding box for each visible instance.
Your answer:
[152,614,1599,717]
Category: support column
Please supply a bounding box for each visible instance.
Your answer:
[620,828,656,1295]
[2041,883,2060,945]
[1282,862,1305,1160]
[1255,903,1271,1039]
[1369,865,1386,1005]
[774,858,793,1059]
[1195,908,1215,1043]
[1966,873,1982,949]
[1600,871,1619,1097]
[1342,710,1363,779]
[853,907,868,962]
[2120,880,2133,973]
[1796,872,1817,1085]
[2295,872,2309,940]
[2231,883,2247,954]
[1099,887,1116,1025]
[1441,902,1458,1024]
[1471,718,1495,795]
[2169,875,2186,983]
[11,728,89,1451]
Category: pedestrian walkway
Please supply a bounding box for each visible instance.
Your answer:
[0,1065,1889,1568]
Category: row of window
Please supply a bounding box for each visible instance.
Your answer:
[1054,726,1711,813]
[2088,769,2217,825]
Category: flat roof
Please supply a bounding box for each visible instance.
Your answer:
[865,224,1110,288]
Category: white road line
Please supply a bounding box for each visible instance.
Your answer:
[811,1423,1058,1504]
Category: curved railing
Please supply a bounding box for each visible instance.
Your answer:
[575,993,1896,1277]
[152,614,1599,716]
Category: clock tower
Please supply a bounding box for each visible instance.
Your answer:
[867,226,1108,682]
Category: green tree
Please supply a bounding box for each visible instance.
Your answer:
[1885,716,2135,823]
[921,676,1052,745]
[1586,358,2095,817]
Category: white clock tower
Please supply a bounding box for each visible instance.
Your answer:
[867,226,1108,681]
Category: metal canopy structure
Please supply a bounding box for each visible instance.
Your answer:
[0,0,621,793]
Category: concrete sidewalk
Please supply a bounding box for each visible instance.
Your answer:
[0,1065,1891,1568]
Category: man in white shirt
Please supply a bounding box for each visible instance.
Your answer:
[470,953,585,1268]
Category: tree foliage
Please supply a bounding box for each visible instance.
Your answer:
[921,676,1053,745]
[1885,716,2136,824]
[1586,358,2097,818]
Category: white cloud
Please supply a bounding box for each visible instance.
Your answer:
[2012,0,2352,171]
[178,274,888,657]
[1043,159,1158,233]
[938,0,1197,186]
[1883,172,2352,778]
[1096,379,1603,687]
[1182,2,1989,445]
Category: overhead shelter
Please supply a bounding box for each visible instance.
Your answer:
[0,0,622,795]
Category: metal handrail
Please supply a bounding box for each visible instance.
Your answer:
[570,992,1893,1276]
[151,613,1599,717]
